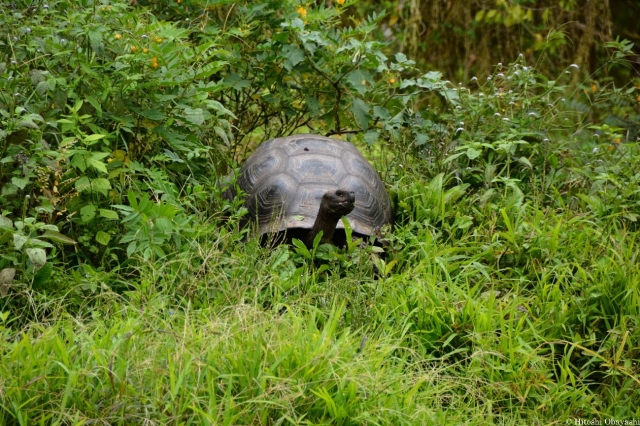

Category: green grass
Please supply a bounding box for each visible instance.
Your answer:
[1,0,639,424]
[2,169,640,423]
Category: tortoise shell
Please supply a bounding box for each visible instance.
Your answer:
[227,134,392,238]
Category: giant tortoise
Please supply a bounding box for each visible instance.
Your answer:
[224,134,392,247]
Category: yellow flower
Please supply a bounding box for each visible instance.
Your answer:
[591,84,597,92]
[115,34,122,40]
[151,57,158,68]
[131,45,138,53]
[337,0,345,4]
[143,48,148,53]
[154,37,162,43]
[636,95,640,102]
[615,137,621,144]
[297,6,307,18]
[389,78,395,84]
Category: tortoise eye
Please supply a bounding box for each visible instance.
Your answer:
[335,190,344,196]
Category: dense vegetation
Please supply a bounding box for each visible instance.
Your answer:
[1,0,639,424]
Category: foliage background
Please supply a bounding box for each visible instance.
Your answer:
[0,0,639,424]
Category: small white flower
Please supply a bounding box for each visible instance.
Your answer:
[503,117,510,122]
[494,113,501,117]
[570,64,579,69]
[592,147,598,153]
[456,127,464,133]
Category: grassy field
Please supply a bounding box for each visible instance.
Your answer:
[3,156,640,424]
[1,0,640,424]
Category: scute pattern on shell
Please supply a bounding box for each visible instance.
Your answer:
[230,134,392,237]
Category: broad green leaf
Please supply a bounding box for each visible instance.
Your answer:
[95,231,111,245]
[99,209,119,220]
[13,234,28,250]
[90,178,112,195]
[11,177,29,190]
[0,216,12,228]
[346,69,372,96]
[75,176,91,192]
[351,98,371,131]
[80,204,97,223]
[26,248,47,270]
[282,44,305,71]
[87,158,107,173]
[466,147,482,160]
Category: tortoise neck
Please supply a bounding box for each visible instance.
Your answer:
[306,204,342,248]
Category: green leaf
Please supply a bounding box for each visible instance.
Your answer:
[80,204,97,223]
[351,98,371,130]
[75,176,91,192]
[87,157,108,174]
[517,156,533,168]
[346,69,372,96]
[0,216,13,228]
[95,231,111,245]
[182,107,205,126]
[291,238,311,259]
[466,147,482,160]
[11,177,30,190]
[373,106,390,121]
[140,109,166,121]
[282,44,305,71]
[364,130,379,146]
[99,209,119,220]
[85,96,103,117]
[16,120,39,129]
[26,248,47,270]
[90,178,112,196]
[41,230,77,245]
[13,234,28,250]
[84,134,106,142]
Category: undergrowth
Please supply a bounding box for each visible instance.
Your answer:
[1,0,640,424]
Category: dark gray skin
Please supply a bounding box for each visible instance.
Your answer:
[306,189,355,248]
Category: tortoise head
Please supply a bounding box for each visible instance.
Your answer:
[320,189,356,218]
